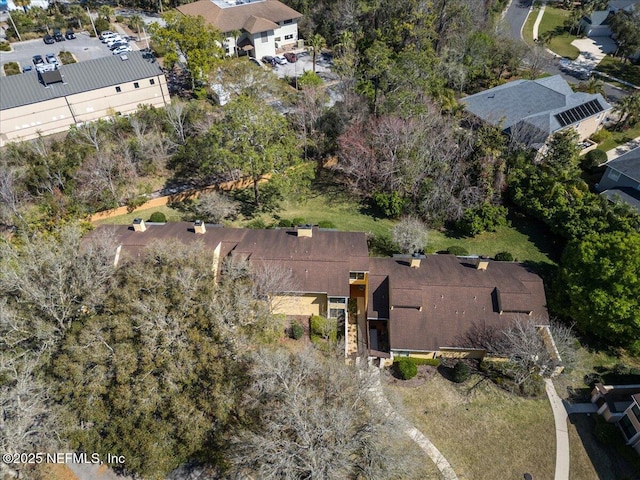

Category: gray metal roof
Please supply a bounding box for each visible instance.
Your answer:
[606,147,640,183]
[0,52,165,110]
[600,188,640,214]
[460,76,611,144]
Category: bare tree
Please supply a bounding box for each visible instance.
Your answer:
[0,225,118,337]
[165,100,189,145]
[229,347,421,479]
[392,216,429,254]
[195,191,239,223]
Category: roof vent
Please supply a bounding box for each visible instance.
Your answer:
[410,252,421,268]
[194,219,206,234]
[120,54,129,61]
[297,224,312,237]
[132,218,146,232]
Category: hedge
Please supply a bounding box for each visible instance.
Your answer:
[396,358,417,380]
[149,211,166,223]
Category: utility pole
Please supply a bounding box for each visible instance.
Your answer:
[7,12,21,42]
[87,7,98,38]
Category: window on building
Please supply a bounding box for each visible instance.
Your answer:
[329,308,342,318]
[261,32,268,43]
[329,297,346,304]
[283,19,293,24]
[284,34,294,40]
[349,272,365,280]
[275,37,281,42]
[134,82,140,89]
[632,404,640,422]
[608,169,621,182]
[150,78,155,85]
[115,86,121,93]
[619,415,637,441]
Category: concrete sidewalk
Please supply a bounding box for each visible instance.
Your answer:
[545,379,570,480]
[606,136,640,160]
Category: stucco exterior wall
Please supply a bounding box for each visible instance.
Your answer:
[272,293,328,317]
[0,73,169,146]
[572,113,606,141]
[273,20,298,48]
[251,30,276,59]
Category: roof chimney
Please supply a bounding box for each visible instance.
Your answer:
[194,219,206,234]
[477,259,489,270]
[297,224,313,237]
[132,218,146,232]
[410,252,421,268]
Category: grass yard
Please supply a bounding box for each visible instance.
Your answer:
[538,7,580,59]
[597,122,640,152]
[93,204,183,225]
[522,5,539,44]
[386,373,555,479]
[596,56,640,87]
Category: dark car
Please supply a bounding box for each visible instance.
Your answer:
[53,28,65,42]
[261,55,276,67]
[32,54,44,65]
[283,52,297,63]
[65,29,76,40]
[109,41,129,51]
[43,34,55,45]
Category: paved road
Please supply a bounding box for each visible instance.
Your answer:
[502,0,533,41]
[501,0,628,103]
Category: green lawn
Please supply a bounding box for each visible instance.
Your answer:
[93,204,183,226]
[597,122,640,152]
[386,373,555,480]
[538,7,580,59]
[94,189,556,265]
[595,55,640,87]
[522,6,539,44]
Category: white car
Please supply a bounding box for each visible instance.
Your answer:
[102,33,120,43]
[112,46,132,55]
[105,36,123,47]
[274,55,287,65]
[100,31,117,40]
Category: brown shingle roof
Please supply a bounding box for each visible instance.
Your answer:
[177,0,301,34]
[95,223,368,297]
[369,256,549,352]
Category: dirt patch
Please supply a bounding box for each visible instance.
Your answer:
[383,364,438,388]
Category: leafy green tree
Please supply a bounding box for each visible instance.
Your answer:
[149,12,224,90]
[307,32,326,73]
[558,231,640,352]
[203,95,300,207]
[609,7,640,62]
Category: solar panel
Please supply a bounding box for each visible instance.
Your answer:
[555,99,604,127]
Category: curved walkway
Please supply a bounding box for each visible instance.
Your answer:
[531,2,546,41]
[545,379,570,480]
[366,368,459,480]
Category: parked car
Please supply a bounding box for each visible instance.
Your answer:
[261,55,276,66]
[283,52,297,63]
[112,46,132,55]
[65,29,76,40]
[53,28,65,42]
[248,57,264,68]
[43,34,55,45]
[99,31,116,40]
[22,65,33,73]
[45,53,59,65]
[274,55,287,65]
[109,41,129,51]
[32,55,44,65]
[105,36,123,47]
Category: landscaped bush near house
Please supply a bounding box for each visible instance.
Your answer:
[396,358,418,380]
[317,220,336,229]
[149,211,167,223]
[291,217,306,226]
[3,62,20,76]
[371,191,405,218]
[590,128,611,144]
[0,42,11,52]
[95,19,110,34]
[278,218,292,228]
[457,203,508,237]
[59,51,76,65]
[246,218,267,229]
[494,251,514,261]
[310,315,337,342]
[447,245,469,256]
[410,357,440,367]
[581,149,607,171]
[290,322,304,340]
[452,361,470,383]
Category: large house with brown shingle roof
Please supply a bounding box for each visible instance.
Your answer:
[98,221,549,362]
[177,0,302,59]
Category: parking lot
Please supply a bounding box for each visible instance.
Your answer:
[0,31,139,74]
[271,50,337,81]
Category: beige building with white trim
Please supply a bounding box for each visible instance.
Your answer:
[0,52,170,146]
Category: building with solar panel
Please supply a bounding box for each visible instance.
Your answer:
[0,52,170,147]
[459,75,612,151]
